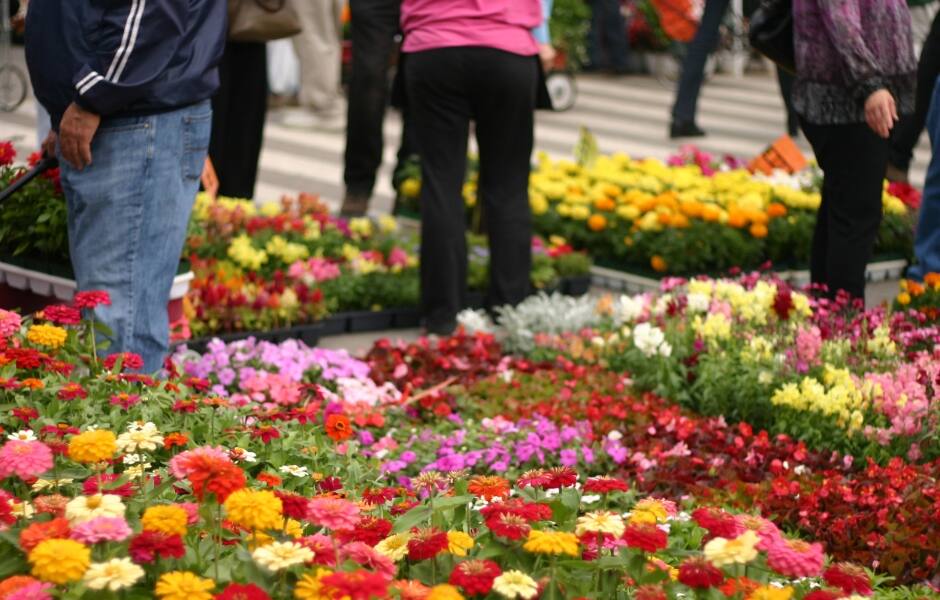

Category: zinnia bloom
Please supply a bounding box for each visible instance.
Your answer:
[0,440,53,480]
[324,413,353,442]
[622,523,668,553]
[224,489,283,531]
[766,537,825,578]
[215,583,271,600]
[486,513,531,541]
[491,570,538,600]
[67,430,116,464]
[319,569,389,600]
[522,530,579,556]
[0,309,21,338]
[407,527,449,561]
[294,568,334,599]
[677,557,724,589]
[306,497,360,531]
[169,447,246,501]
[19,518,70,552]
[446,530,474,556]
[823,563,873,596]
[40,305,81,326]
[335,515,392,546]
[544,466,578,489]
[83,558,144,591]
[5,581,54,600]
[141,505,189,536]
[28,538,90,584]
[749,585,795,600]
[339,542,396,580]
[703,530,760,567]
[73,290,111,309]
[252,541,314,571]
[692,507,742,540]
[449,559,501,597]
[154,571,215,600]
[515,469,552,489]
[426,584,464,600]
[25,325,67,349]
[65,494,126,524]
[69,516,132,544]
[576,511,625,538]
[467,475,510,500]
[375,532,411,562]
[102,352,144,371]
[128,531,185,564]
[582,476,629,494]
[634,585,667,600]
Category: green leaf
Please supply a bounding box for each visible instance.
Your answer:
[391,504,432,533]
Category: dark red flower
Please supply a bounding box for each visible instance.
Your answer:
[215,583,271,600]
[129,531,185,564]
[677,558,724,589]
[449,559,501,596]
[545,466,578,489]
[583,476,630,494]
[274,491,310,521]
[73,290,111,309]
[623,523,668,553]
[335,516,392,546]
[772,286,795,320]
[57,382,88,401]
[317,476,343,492]
[11,407,38,423]
[103,352,144,371]
[319,569,389,600]
[83,473,136,498]
[823,563,873,596]
[362,487,398,505]
[692,507,741,540]
[40,305,81,325]
[0,141,15,166]
[406,527,448,561]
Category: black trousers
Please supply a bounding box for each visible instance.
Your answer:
[344,0,414,198]
[209,41,268,200]
[588,0,629,70]
[801,120,889,299]
[406,47,536,330]
[890,10,940,171]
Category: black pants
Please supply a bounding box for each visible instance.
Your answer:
[344,0,414,197]
[406,47,536,330]
[588,0,629,70]
[801,120,889,299]
[672,0,729,123]
[209,41,268,199]
[890,10,940,172]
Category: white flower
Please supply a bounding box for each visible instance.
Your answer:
[31,478,74,492]
[230,447,257,463]
[279,464,308,477]
[617,295,646,322]
[116,422,163,453]
[686,292,710,313]
[65,494,125,523]
[652,294,673,316]
[122,453,144,465]
[124,464,150,478]
[607,431,623,441]
[7,429,36,442]
[581,494,601,505]
[252,541,314,571]
[457,309,495,334]
[11,500,34,519]
[499,369,514,384]
[83,558,144,591]
[659,342,673,357]
[633,322,668,357]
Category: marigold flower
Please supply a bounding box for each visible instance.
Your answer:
[467,475,510,500]
[67,430,116,464]
[523,529,579,556]
[83,558,144,591]
[141,505,189,536]
[154,571,214,600]
[28,538,90,584]
[449,559,501,597]
[491,570,538,599]
[446,530,474,556]
[576,511,625,538]
[766,537,825,578]
[252,541,314,571]
[224,489,283,531]
[26,325,67,349]
[0,439,53,480]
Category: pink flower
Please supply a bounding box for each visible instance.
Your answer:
[767,537,825,578]
[340,541,396,580]
[73,290,111,309]
[70,516,133,544]
[734,514,782,551]
[6,582,54,600]
[168,446,230,479]
[179,502,201,525]
[307,497,360,531]
[298,533,337,566]
[0,440,53,480]
[0,309,21,338]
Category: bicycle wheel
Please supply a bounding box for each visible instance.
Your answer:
[0,64,27,112]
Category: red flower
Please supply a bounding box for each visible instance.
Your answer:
[73,290,111,309]
[677,558,724,589]
[11,407,38,423]
[692,507,741,540]
[256,472,282,487]
[19,517,70,552]
[319,569,389,600]
[623,523,668,553]
[391,500,418,516]
[486,512,531,541]
[178,454,247,502]
[634,585,667,600]
[406,527,448,561]
[545,466,578,489]
[274,491,310,520]
[449,559,501,596]
[823,563,873,596]
[317,476,343,492]
[83,474,136,498]
[0,142,15,166]
[362,487,398,505]
[583,476,629,494]
[129,531,185,564]
[40,305,81,325]
[336,516,392,546]
[57,382,88,401]
[103,352,144,371]
[325,413,353,442]
[803,592,843,600]
[516,469,553,489]
[215,583,270,600]
[772,286,795,320]
[251,425,280,444]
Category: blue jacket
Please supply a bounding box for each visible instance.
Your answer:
[25,0,226,130]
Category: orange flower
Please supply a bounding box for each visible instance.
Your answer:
[20,378,44,390]
[325,414,353,442]
[656,212,673,226]
[767,203,788,218]
[669,214,690,228]
[924,272,940,288]
[19,518,70,552]
[727,210,748,228]
[907,281,924,296]
[593,197,616,212]
[164,433,189,450]
[0,576,42,598]
[680,199,704,218]
[650,256,668,273]
[749,223,768,239]
[587,214,607,232]
[701,204,722,222]
[257,472,282,487]
[467,475,511,500]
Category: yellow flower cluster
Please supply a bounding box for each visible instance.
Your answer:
[223,489,284,531]
[522,530,579,556]
[575,511,626,537]
[141,505,189,536]
[227,234,268,271]
[771,366,867,432]
[26,324,67,349]
[68,430,117,464]
[155,571,215,600]
[265,235,309,264]
[446,530,474,556]
[629,498,670,525]
[703,530,759,566]
[28,538,90,584]
[191,193,257,222]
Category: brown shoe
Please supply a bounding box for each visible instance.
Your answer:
[339,192,370,218]
[885,163,909,184]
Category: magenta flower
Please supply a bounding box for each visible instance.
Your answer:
[0,439,53,480]
[0,309,21,338]
[70,516,133,544]
[6,581,54,600]
[307,497,360,531]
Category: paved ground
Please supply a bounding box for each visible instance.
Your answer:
[0,49,914,353]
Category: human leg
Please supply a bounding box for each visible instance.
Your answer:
[291,0,344,114]
[776,66,799,136]
[909,76,940,280]
[470,49,536,309]
[405,48,472,333]
[600,0,629,71]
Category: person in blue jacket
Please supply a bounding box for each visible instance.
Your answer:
[25,0,226,373]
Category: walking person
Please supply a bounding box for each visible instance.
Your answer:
[402,0,552,335]
[908,74,940,280]
[793,0,916,300]
[25,0,226,372]
[588,0,630,74]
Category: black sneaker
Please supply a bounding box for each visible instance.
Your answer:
[669,121,706,139]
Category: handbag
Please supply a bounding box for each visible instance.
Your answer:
[228,0,302,43]
[748,0,796,74]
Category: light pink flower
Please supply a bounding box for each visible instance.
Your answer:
[340,541,396,580]
[6,582,54,600]
[307,497,360,531]
[0,309,21,338]
[0,439,53,480]
[168,446,230,479]
[70,516,133,544]
[767,537,825,578]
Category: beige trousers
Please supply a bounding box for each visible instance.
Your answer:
[291,0,345,115]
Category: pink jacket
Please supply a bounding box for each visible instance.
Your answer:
[400,0,542,56]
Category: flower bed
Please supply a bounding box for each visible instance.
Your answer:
[5,300,939,598]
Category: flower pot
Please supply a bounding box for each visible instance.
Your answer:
[561,275,592,296]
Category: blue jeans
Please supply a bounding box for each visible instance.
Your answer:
[59,101,212,373]
[909,75,940,281]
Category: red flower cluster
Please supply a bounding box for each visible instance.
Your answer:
[129,531,185,563]
[449,559,502,596]
[406,527,448,561]
[623,523,668,553]
[319,569,389,600]
[40,305,81,326]
[480,499,552,541]
[583,476,629,494]
[677,557,724,589]
[73,290,111,309]
[102,352,144,372]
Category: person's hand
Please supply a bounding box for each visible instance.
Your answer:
[58,102,101,169]
[41,130,57,159]
[538,43,557,72]
[865,89,898,139]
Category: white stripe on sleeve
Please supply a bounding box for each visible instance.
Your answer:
[111,0,146,83]
[105,0,141,81]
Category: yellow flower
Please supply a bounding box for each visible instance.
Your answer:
[522,530,579,557]
[141,505,189,536]
[749,585,794,600]
[68,430,117,464]
[491,570,538,599]
[427,584,465,600]
[65,493,126,524]
[575,511,625,537]
[897,291,911,305]
[378,214,399,234]
[400,178,421,198]
[375,532,411,562]
[154,571,215,600]
[223,489,283,531]
[252,541,314,571]
[26,324,67,348]
[446,530,474,557]
[294,568,334,600]
[28,538,91,584]
[83,558,145,591]
[630,498,669,525]
[704,530,760,567]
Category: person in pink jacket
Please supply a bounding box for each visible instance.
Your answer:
[402,0,552,335]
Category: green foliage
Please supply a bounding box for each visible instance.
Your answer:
[549,0,592,68]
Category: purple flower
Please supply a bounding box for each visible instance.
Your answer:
[560,449,578,467]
